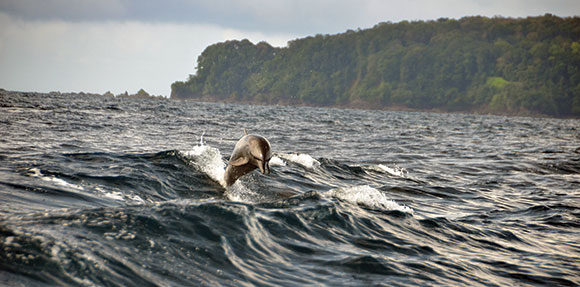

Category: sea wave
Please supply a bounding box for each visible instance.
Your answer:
[3,94,579,286]
[28,168,85,191]
[373,164,409,178]
[275,153,321,169]
[327,185,414,213]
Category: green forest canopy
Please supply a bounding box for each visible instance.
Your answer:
[171,15,580,117]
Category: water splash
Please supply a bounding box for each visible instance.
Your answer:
[199,130,206,145]
[181,144,226,187]
[181,142,274,202]
[224,181,265,203]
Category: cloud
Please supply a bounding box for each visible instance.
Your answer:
[1,1,579,95]
[1,0,579,35]
[0,0,126,21]
[0,12,294,95]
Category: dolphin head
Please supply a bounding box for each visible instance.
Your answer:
[249,136,272,175]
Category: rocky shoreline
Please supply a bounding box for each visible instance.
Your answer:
[2,88,576,119]
[0,88,166,100]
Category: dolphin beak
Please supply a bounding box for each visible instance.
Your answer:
[259,161,270,175]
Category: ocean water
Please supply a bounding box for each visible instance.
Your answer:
[1,92,579,286]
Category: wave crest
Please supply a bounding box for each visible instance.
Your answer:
[327,185,413,213]
[275,153,320,169]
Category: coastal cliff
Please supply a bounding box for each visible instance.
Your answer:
[172,15,580,117]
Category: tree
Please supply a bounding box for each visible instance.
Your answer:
[171,15,580,117]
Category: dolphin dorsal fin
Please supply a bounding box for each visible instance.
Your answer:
[243,128,248,136]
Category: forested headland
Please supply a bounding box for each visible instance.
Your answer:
[171,15,580,117]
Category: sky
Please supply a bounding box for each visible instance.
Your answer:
[1,1,579,96]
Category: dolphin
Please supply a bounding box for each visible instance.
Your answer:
[224,129,272,186]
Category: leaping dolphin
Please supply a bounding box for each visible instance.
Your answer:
[224,129,272,186]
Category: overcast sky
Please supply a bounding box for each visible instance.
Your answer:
[1,0,579,96]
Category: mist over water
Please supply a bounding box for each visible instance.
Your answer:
[1,92,579,286]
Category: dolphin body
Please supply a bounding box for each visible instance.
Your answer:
[224,129,272,187]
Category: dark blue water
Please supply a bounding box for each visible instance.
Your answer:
[1,91,579,286]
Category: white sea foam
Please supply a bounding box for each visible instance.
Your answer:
[364,164,409,178]
[28,168,148,203]
[95,187,124,201]
[327,185,413,213]
[377,164,408,177]
[269,156,286,167]
[28,168,85,191]
[182,144,227,187]
[276,153,320,169]
[94,187,146,204]
[29,168,42,177]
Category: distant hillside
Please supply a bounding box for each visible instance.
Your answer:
[171,15,580,117]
